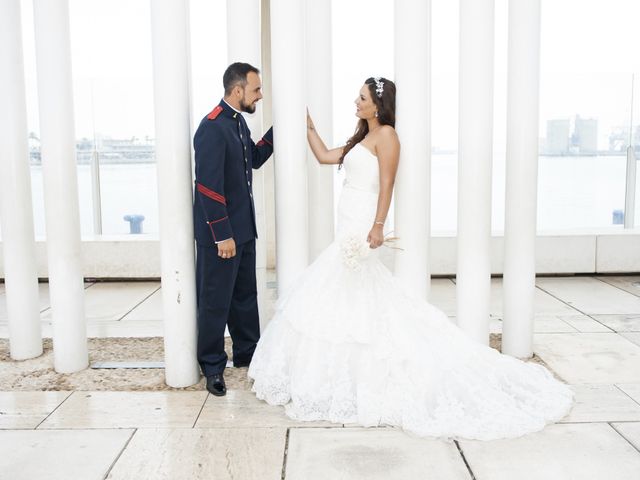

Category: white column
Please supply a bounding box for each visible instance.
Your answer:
[502,0,541,358]
[150,0,200,387]
[394,0,432,300]
[33,0,87,373]
[270,0,308,295]
[0,0,42,361]
[456,0,494,345]
[226,0,270,330]
[261,0,277,270]
[305,0,334,261]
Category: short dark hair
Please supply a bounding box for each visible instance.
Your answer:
[223,62,260,95]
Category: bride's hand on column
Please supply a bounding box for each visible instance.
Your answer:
[306,108,316,131]
[367,224,384,249]
[306,109,342,164]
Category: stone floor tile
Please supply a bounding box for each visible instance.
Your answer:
[285,427,471,480]
[488,279,581,317]
[536,277,640,315]
[0,283,53,321]
[558,314,614,332]
[597,276,640,298]
[0,429,133,480]
[0,391,72,429]
[532,315,580,333]
[196,390,335,428]
[41,282,159,323]
[487,315,578,334]
[591,314,640,332]
[620,332,640,347]
[106,428,286,480]
[2,319,165,339]
[87,320,164,338]
[39,391,207,429]
[459,423,640,480]
[533,333,640,384]
[611,422,640,451]
[560,384,640,423]
[616,383,640,404]
[120,288,163,322]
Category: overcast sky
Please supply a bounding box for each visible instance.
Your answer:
[18,0,640,150]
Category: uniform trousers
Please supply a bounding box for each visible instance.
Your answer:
[196,239,260,377]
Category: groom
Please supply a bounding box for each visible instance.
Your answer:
[193,62,274,396]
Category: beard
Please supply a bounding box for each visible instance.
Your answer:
[240,96,256,114]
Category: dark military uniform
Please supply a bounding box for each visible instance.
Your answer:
[193,99,274,377]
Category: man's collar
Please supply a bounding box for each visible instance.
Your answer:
[222,98,242,114]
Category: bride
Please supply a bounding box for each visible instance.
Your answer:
[247,77,574,441]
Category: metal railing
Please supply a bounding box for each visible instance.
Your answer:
[624,73,637,228]
[77,146,155,235]
[624,146,637,228]
[90,149,103,234]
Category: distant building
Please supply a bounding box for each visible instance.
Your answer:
[544,116,599,155]
[608,126,629,152]
[572,116,598,154]
[29,134,155,165]
[545,119,570,154]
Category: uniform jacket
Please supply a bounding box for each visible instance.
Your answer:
[193,100,274,247]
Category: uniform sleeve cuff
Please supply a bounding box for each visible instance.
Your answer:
[208,217,233,243]
[262,127,273,146]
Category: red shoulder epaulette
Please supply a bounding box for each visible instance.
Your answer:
[207,105,223,120]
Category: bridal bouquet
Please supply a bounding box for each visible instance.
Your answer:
[339,233,403,271]
[340,235,371,271]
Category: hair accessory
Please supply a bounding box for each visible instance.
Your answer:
[373,77,384,98]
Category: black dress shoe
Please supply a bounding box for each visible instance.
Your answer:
[206,374,226,396]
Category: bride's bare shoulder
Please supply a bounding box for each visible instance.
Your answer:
[378,125,397,138]
[373,125,399,149]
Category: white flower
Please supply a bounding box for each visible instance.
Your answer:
[339,235,370,271]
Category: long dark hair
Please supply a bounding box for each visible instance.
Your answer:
[339,77,396,166]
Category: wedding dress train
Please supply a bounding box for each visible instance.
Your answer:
[248,143,573,441]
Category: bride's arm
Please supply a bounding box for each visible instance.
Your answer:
[307,111,344,165]
[368,126,400,248]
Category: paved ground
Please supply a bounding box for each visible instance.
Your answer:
[1,273,640,479]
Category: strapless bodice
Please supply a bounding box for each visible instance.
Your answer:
[343,143,379,194]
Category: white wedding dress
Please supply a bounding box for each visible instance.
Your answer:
[248,143,574,441]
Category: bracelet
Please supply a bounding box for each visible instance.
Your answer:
[374,221,384,226]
